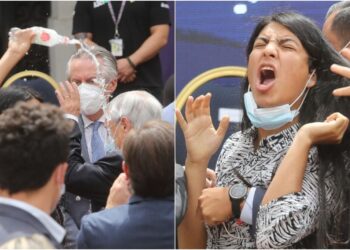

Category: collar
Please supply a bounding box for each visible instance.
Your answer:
[259,123,300,151]
[244,123,300,152]
[0,197,65,243]
[82,113,106,129]
[129,194,174,204]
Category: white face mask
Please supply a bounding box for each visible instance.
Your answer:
[78,83,105,116]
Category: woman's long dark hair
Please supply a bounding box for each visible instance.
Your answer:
[240,12,350,248]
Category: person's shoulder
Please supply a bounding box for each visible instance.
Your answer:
[0,234,55,249]
[81,205,128,227]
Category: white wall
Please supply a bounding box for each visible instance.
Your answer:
[48,1,76,83]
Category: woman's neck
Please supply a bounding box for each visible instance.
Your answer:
[255,116,299,148]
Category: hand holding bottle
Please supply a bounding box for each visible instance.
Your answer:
[8,28,35,57]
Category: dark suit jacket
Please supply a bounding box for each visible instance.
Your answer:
[65,121,123,206]
[77,195,175,249]
[0,204,61,248]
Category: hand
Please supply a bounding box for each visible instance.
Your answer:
[176,93,230,166]
[56,81,80,116]
[106,173,132,209]
[205,168,216,188]
[298,112,349,146]
[198,187,232,226]
[8,28,35,56]
[117,58,136,83]
[331,48,350,96]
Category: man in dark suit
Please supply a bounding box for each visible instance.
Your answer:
[0,103,71,248]
[77,120,175,249]
[60,45,118,238]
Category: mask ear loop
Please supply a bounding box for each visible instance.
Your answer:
[290,69,316,110]
[340,40,350,53]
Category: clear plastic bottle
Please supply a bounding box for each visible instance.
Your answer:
[31,26,71,47]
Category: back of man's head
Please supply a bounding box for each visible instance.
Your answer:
[331,7,350,50]
[66,45,117,83]
[0,102,72,194]
[108,90,162,129]
[0,86,42,113]
[123,120,174,198]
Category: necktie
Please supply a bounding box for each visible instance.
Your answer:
[91,121,105,162]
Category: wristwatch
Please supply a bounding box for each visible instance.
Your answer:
[229,183,248,219]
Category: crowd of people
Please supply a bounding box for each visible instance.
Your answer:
[1,1,350,249]
[0,1,174,249]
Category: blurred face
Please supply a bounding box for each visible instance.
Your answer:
[322,12,343,51]
[247,22,314,108]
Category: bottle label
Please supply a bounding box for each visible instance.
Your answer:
[40,32,50,42]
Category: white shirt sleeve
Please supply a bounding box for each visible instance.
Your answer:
[64,113,79,123]
[240,187,256,225]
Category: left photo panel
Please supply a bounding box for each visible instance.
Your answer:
[0,1,175,249]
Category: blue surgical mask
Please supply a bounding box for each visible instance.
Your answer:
[244,70,315,130]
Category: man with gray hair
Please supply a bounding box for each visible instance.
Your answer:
[57,45,119,247]
[107,90,162,149]
[323,1,350,51]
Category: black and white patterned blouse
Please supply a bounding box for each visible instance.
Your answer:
[206,124,336,249]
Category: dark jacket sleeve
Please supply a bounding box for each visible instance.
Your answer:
[65,121,123,204]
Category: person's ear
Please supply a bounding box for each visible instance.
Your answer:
[122,161,129,179]
[120,117,132,133]
[55,162,68,185]
[307,70,317,88]
[106,79,118,94]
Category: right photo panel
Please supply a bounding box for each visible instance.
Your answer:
[176,1,350,249]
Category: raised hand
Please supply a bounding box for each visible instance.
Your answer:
[8,28,35,56]
[176,93,230,166]
[298,112,349,146]
[56,81,80,116]
[106,173,132,209]
[331,48,350,96]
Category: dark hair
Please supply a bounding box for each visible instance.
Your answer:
[240,12,350,248]
[0,86,43,113]
[123,120,174,198]
[0,102,72,194]
[331,7,350,49]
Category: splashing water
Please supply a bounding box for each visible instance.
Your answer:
[70,38,114,138]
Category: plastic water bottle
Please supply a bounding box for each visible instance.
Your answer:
[31,26,71,47]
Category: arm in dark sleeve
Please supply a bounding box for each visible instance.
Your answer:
[72,1,93,35]
[65,121,123,204]
[149,1,171,26]
[251,186,267,238]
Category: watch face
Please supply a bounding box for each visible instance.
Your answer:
[229,183,248,199]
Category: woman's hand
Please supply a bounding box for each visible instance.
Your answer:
[176,93,230,166]
[8,28,35,57]
[298,112,349,146]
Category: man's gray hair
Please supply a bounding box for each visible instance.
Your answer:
[108,91,162,130]
[66,45,117,83]
[326,1,350,19]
